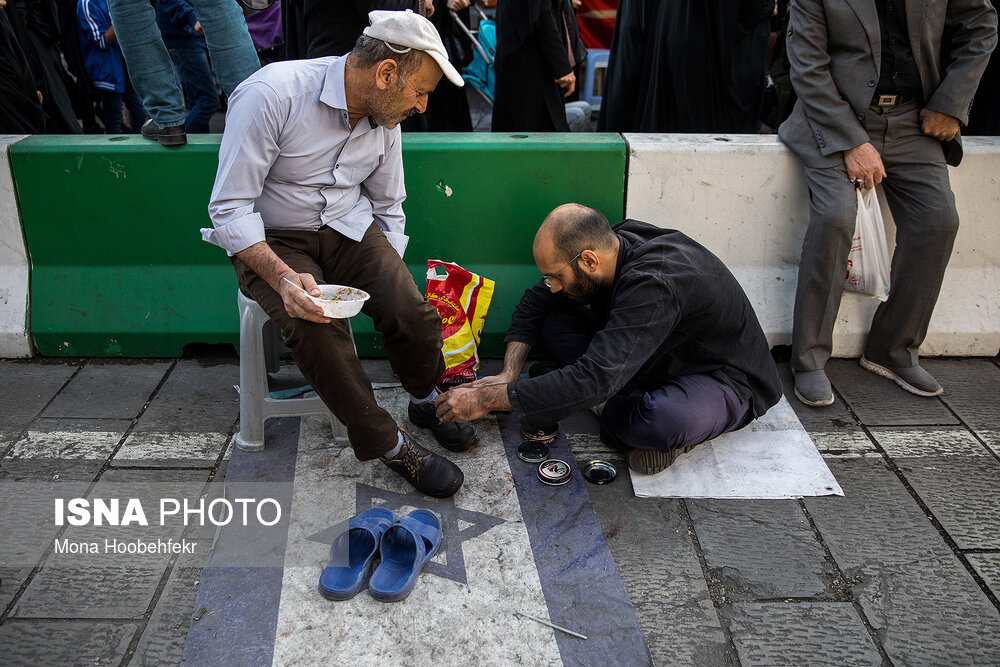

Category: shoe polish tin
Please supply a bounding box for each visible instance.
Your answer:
[537,459,572,486]
[582,459,617,485]
[517,441,550,463]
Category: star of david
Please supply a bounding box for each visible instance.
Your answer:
[305,482,505,584]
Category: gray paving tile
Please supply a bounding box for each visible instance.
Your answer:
[4,418,130,459]
[0,620,136,665]
[0,482,84,570]
[132,566,201,666]
[804,458,956,566]
[722,602,880,667]
[565,431,618,462]
[809,431,880,458]
[926,358,1000,454]
[130,358,238,433]
[112,431,231,467]
[804,458,1000,664]
[42,359,172,419]
[9,468,213,619]
[561,406,602,435]
[11,565,164,619]
[688,500,836,601]
[871,428,1000,549]
[15,470,208,618]
[0,360,78,442]
[903,467,1000,550]
[0,567,30,610]
[1,418,129,480]
[826,359,958,426]
[874,426,993,458]
[96,467,212,486]
[853,556,1000,665]
[778,363,880,458]
[360,357,404,384]
[0,458,105,482]
[968,553,1000,600]
[5,470,208,619]
[586,478,730,666]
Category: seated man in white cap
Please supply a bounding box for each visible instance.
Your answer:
[203,10,475,498]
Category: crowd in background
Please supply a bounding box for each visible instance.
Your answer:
[1,0,997,136]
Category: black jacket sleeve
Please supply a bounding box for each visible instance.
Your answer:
[535,0,573,78]
[504,281,560,348]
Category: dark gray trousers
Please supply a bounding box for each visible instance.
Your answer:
[232,224,445,461]
[792,102,959,371]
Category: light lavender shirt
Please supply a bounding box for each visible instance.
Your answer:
[203,56,408,257]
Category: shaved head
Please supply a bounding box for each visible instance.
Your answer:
[534,203,616,262]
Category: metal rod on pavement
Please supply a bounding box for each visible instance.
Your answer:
[514,610,588,640]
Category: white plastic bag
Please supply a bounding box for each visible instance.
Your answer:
[844,188,891,301]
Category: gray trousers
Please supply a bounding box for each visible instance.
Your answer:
[792,102,960,371]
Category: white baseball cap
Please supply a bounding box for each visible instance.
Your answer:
[363,9,464,87]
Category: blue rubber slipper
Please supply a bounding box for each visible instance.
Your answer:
[318,507,394,600]
[368,509,442,602]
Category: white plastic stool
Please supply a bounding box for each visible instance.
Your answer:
[235,290,348,451]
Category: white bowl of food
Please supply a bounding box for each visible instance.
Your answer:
[307,284,370,319]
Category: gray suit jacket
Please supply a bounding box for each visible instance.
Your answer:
[778,0,997,167]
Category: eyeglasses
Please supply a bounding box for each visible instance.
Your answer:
[542,252,582,288]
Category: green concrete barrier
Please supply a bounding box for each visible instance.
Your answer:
[11,134,626,357]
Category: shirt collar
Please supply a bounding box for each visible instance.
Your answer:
[320,55,379,131]
[320,56,348,112]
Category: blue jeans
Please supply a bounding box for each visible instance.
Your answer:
[168,42,218,133]
[107,0,258,127]
[100,82,148,133]
[537,307,752,452]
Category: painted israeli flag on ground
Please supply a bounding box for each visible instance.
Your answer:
[183,387,650,665]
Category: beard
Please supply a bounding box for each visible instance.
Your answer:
[561,263,610,304]
[367,84,417,129]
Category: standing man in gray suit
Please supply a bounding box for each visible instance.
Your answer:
[779,0,996,406]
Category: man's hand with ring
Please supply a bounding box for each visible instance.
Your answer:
[843,142,886,190]
[278,272,330,323]
[919,109,960,141]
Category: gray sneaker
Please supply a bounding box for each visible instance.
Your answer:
[793,369,835,407]
[859,357,943,396]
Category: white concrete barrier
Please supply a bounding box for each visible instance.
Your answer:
[0,135,31,358]
[624,134,1000,357]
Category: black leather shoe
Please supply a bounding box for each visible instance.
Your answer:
[408,400,479,452]
[381,431,464,498]
[141,118,187,146]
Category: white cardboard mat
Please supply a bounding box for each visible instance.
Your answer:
[629,397,844,499]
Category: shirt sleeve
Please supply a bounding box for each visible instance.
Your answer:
[507,270,682,428]
[158,0,199,31]
[360,127,408,258]
[203,80,284,255]
[504,281,559,347]
[77,0,109,49]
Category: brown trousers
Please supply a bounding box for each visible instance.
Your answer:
[232,224,445,460]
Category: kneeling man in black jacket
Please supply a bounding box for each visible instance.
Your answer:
[435,203,783,474]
